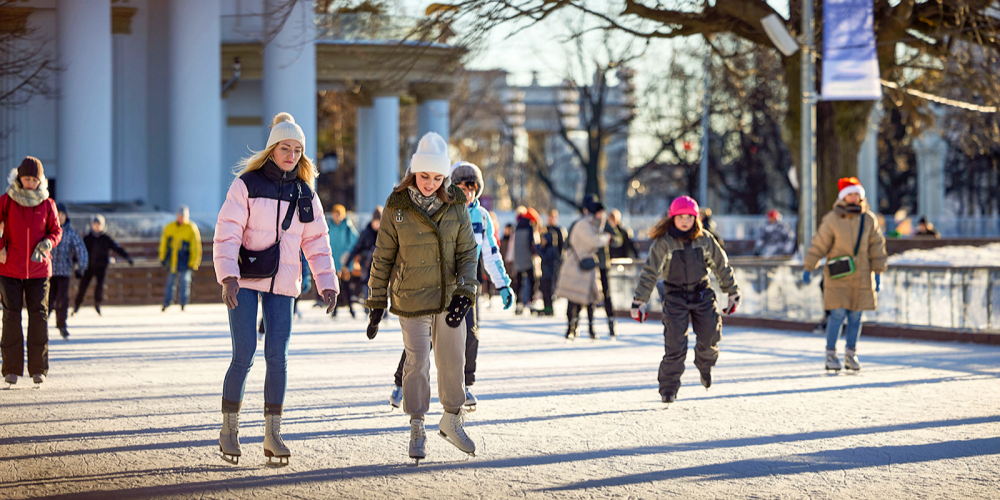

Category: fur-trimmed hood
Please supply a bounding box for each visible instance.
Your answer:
[385,183,468,212]
[7,167,50,207]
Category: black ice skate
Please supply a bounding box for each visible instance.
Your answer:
[699,368,712,389]
[661,391,677,405]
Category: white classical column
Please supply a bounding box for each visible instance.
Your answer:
[856,104,882,214]
[168,0,222,212]
[914,130,948,219]
[372,94,400,205]
[263,0,317,158]
[413,83,452,143]
[355,105,374,214]
[58,0,113,202]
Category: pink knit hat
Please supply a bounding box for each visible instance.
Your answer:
[668,196,700,218]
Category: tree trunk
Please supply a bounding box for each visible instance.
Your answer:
[816,100,873,212]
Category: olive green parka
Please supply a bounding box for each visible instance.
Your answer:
[366,184,480,317]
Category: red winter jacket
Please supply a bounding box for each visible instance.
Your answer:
[0,186,62,280]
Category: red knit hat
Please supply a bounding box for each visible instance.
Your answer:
[837,177,865,201]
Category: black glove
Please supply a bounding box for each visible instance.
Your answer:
[127,257,135,266]
[444,295,474,328]
[367,309,385,339]
[75,270,84,280]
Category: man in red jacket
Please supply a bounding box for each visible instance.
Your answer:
[0,157,61,387]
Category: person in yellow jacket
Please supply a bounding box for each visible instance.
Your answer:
[159,205,202,311]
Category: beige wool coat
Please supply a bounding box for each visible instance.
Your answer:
[554,214,611,305]
[804,200,888,311]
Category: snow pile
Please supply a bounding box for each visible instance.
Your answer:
[888,242,1000,267]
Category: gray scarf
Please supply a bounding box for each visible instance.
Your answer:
[408,186,444,217]
[6,182,49,208]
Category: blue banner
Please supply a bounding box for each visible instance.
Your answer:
[821,0,881,100]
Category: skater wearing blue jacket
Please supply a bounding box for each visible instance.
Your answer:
[630,196,740,404]
[388,161,515,412]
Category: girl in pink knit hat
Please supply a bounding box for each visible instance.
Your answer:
[629,196,740,404]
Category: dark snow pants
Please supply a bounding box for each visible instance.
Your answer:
[74,266,108,307]
[658,288,722,396]
[1,276,50,377]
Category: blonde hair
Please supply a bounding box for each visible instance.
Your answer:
[393,172,454,203]
[234,115,317,188]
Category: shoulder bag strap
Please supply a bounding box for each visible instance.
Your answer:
[852,215,866,257]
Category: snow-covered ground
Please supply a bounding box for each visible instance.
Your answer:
[1,301,998,499]
[888,242,1000,267]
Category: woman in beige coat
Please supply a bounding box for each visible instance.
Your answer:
[803,177,887,372]
[555,198,611,339]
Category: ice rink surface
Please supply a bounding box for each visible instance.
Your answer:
[2,300,998,499]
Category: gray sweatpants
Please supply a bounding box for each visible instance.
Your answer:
[398,310,467,418]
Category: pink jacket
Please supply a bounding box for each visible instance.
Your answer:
[213,164,339,297]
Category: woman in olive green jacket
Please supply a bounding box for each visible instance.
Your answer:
[365,132,480,464]
[803,177,887,372]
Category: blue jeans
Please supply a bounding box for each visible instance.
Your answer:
[222,288,293,413]
[163,270,192,307]
[826,308,863,350]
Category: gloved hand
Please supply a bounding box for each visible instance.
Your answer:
[724,293,741,315]
[127,257,134,266]
[366,308,385,339]
[31,240,53,262]
[75,269,84,280]
[322,289,338,314]
[630,301,648,323]
[498,286,515,310]
[802,270,811,285]
[445,295,474,328]
[161,260,168,268]
[222,277,239,310]
[875,273,881,292]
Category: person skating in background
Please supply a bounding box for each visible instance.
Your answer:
[214,112,339,466]
[754,209,796,257]
[49,203,87,339]
[74,214,133,316]
[364,132,480,464]
[913,216,941,239]
[700,207,724,248]
[555,200,611,340]
[387,161,515,412]
[630,196,740,404]
[159,205,201,312]
[345,206,381,314]
[326,204,358,318]
[802,177,887,372]
[500,222,515,284]
[512,208,539,315]
[607,209,638,260]
[585,195,623,339]
[0,157,62,387]
[537,232,559,316]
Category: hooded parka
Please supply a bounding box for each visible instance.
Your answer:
[804,200,887,311]
[554,214,610,305]
[0,169,61,280]
[366,185,479,317]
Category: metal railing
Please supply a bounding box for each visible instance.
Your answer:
[608,260,1000,332]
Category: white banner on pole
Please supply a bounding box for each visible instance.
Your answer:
[821,0,881,101]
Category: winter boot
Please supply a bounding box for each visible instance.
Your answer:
[409,419,426,463]
[464,386,478,411]
[263,413,290,466]
[389,384,403,408]
[699,368,712,389]
[32,373,45,385]
[59,327,69,340]
[565,318,579,340]
[219,412,241,464]
[825,349,842,372]
[4,374,16,387]
[608,319,617,338]
[438,409,475,455]
[588,320,597,339]
[844,348,862,371]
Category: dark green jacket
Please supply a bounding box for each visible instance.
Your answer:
[366,185,480,317]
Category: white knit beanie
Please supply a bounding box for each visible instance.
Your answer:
[266,112,306,151]
[408,132,451,177]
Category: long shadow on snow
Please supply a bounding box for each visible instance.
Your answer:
[27,417,1000,498]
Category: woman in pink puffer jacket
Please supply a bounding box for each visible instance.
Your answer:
[213,112,339,466]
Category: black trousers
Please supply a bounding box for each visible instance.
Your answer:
[74,266,108,307]
[48,276,71,328]
[657,288,722,396]
[586,268,614,323]
[540,277,554,311]
[1,276,50,377]
[395,305,478,387]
